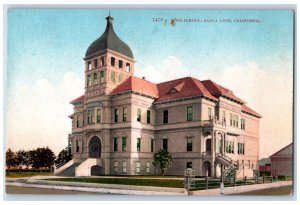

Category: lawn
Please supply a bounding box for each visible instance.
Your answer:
[6,171,54,178]
[44,177,184,188]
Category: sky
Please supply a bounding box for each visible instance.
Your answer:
[5,9,293,158]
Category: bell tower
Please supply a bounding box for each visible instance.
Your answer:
[83,15,135,98]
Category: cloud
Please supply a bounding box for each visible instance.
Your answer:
[137,57,293,158]
[6,72,84,155]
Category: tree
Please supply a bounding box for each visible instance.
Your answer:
[54,147,72,166]
[6,148,17,171]
[16,150,31,171]
[153,149,173,176]
[30,147,56,171]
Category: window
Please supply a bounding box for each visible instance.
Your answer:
[111,57,115,66]
[222,111,226,121]
[114,161,118,173]
[136,162,141,173]
[88,62,92,70]
[126,63,130,72]
[113,138,118,152]
[87,110,91,124]
[100,71,105,83]
[137,138,141,152]
[122,161,127,173]
[114,109,119,122]
[238,143,245,155]
[93,73,97,84]
[100,56,105,66]
[241,118,245,130]
[147,110,151,124]
[186,162,192,169]
[230,113,233,126]
[231,141,234,154]
[208,108,212,120]
[163,139,168,151]
[122,137,127,151]
[217,139,222,153]
[146,162,151,173]
[187,106,193,121]
[96,109,101,123]
[76,140,79,152]
[87,75,91,86]
[163,110,168,124]
[123,107,127,122]
[118,73,123,82]
[111,71,115,83]
[151,139,154,152]
[76,115,80,127]
[187,137,193,151]
[82,140,84,152]
[137,108,141,122]
[94,59,98,68]
[119,60,123,69]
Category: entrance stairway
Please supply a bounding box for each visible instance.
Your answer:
[75,158,102,177]
[216,153,239,183]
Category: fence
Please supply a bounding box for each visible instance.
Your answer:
[185,175,291,191]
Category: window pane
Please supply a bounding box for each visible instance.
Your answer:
[122,137,127,151]
[114,138,118,152]
[187,106,193,121]
[111,57,115,66]
[137,138,141,152]
[137,108,141,122]
[147,110,151,124]
[163,139,168,151]
[163,110,168,124]
[187,137,192,151]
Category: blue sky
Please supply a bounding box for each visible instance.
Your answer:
[6,9,294,157]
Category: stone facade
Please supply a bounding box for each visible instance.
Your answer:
[62,15,261,179]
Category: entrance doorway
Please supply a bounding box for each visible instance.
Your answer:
[203,161,212,177]
[89,136,101,158]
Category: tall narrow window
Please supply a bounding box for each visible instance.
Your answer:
[111,57,115,66]
[122,137,127,151]
[87,110,91,124]
[114,109,119,122]
[137,138,141,152]
[208,108,212,120]
[114,161,118,172]
[93,73,97,84]
[118,73,123,82]
[91,109,94,123]
[146,162,151,173]
[151,139,154,152]
[122,161,126,173]
[163,110,168,124]
[76,140,79,152]
[222,111,226,121]
[126,63,130,72]
[118,60,123,69]
[137,108,141,122]
[163,139,168,151]
[96,109,101,123]
[123,107,127,122]
[187,106,193,121]
[100,56,105,66]
[187,137,193,151]
[241,118,245,130]
[88,62,92,70]
[230,113,233,126]
[113,137,118,152]
[87,75,91,86]
[94,59,98,68]
[100,71,105,83]
[76,115,80,127]
[136,162,141,173]
[111,71,115,83]
[147,110,151,124]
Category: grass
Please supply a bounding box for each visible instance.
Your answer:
[6,171,54,178]
[44,177,184,188]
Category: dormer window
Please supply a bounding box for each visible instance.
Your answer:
[111,57,115,67]
[126,63,130,72]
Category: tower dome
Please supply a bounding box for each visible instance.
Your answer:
[85,16,134,59]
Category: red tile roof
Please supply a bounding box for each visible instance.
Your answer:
[70,95,85,104]
[242,104,262,118]
[110,76,159,98]
[156,77,217,102]
[202,80,245,104]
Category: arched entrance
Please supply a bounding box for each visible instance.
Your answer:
[203,161,211,177]
[91,165,102,176]
[89,136,101,158]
